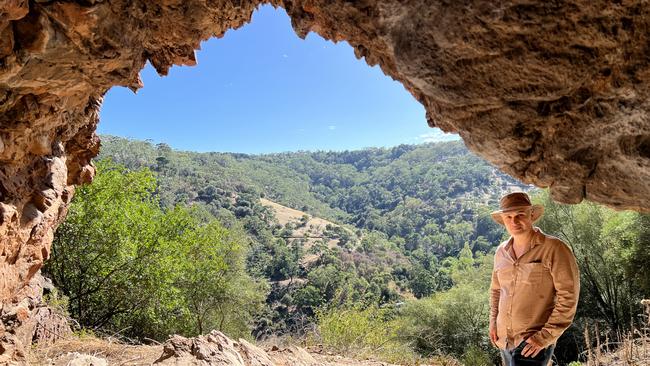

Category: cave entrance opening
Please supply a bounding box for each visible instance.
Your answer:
[45,2,465,349]
[98,5,455,155]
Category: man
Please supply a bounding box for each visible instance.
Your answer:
[489,192,580,366]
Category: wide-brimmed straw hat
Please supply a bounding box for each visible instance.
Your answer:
[490,192,544,225]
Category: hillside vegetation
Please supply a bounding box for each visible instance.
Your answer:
[43,136,649,365]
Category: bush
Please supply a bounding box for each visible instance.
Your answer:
[460,345,492,366]
[397,282,491,357]
[316,306,421,364]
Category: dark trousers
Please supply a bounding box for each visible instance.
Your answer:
[500,341,555,366]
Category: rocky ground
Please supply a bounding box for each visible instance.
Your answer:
[28,330,406,366]
[29,329,650,366]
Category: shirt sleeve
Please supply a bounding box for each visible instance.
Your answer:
[530,240,580,347]
[489,254,501,327]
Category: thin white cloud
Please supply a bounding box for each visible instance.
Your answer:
[328,125,337,130]
[417,129,460,143]
[282,54,288,58]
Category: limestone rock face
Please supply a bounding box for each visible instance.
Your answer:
[0,0,649,362]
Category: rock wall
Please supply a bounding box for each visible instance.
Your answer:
[1,0,649,362]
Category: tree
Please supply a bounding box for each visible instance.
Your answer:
[46,160,166,329]
[397,248,495,362]
[409,264,438,298]
[534,190,648,334]
[174,220,266,336]
[629,214,650,294]
[46,160,266,340]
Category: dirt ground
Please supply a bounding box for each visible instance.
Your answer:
[29,336,404,365]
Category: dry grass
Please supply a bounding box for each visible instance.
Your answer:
[29,334,163,366]
[579,300,650,366]
[259,198,351,257]
[30,333,442,366]
[581,333,650,366]
[260,198,335,232]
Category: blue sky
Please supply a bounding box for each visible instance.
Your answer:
[99,5,458,154]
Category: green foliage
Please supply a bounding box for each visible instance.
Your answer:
[90,136,530,356]
[460,345,492,366]
[42,288,70,318]
[74,328,97,340]
[397,249,495,361]
[314,263,495,365]
[533,189,649,364]
[47,161,163,330]
[316,306,421,364]
[99,136,513,259]
[170,218,267,337]
[98,136,516,307]
[630,214,650,294]
[46,160,265,340]
[534,190,649,334]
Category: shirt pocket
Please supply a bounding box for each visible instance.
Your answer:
[520,262,546,286]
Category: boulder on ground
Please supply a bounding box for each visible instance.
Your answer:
[154,330,274,366]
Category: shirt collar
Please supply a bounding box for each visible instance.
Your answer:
[531,227,545,247]
[504,227,545,252]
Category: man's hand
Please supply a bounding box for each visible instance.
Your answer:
[521,337,544,358]
[489,324,498,347]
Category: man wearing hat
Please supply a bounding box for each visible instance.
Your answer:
[489,192,580,366]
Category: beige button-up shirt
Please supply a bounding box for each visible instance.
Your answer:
[490,227,580,349]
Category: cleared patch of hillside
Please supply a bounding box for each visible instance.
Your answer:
[260,198,413,300]
[260,198,343,242]
[260,198,351,265]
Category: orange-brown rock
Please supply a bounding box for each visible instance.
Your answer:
[1,0,649,362]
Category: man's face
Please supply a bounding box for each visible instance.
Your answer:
[501,208,534,237]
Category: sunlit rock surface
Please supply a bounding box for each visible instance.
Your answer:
[1,0,649,361]
[154,330,275,366]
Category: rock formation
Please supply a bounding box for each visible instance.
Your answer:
[154,330,276,366]
[31,305,72,347]
[1,0,649,362]
[153,330,392,366]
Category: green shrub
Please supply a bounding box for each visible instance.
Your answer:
[316,306,420,364]
[43,288,70,318]
[460,345,492,366]
[397,282,490,357]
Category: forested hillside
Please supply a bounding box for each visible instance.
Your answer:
[91,137,519,333]
[99,136,526,256]
[46,136,649,365]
